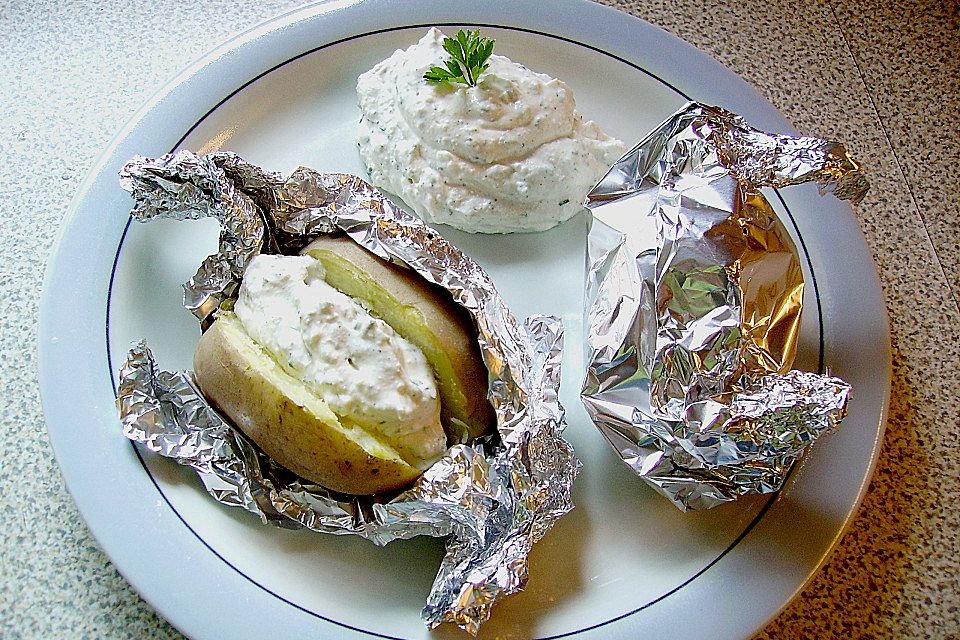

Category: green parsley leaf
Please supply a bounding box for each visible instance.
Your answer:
[423,29,496,87]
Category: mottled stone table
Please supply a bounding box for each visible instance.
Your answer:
[2,1,956,638]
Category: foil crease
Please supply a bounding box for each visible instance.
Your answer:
[582,103,858,511]
[116,151,577,633]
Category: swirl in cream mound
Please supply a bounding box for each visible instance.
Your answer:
[357,28,626,234]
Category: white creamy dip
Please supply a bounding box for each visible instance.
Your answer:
[233,254,446,468]
[357,28,627,234]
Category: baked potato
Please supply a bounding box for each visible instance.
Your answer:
[193,239,494,495]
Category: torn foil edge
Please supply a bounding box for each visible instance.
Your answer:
[582,102,858,511]
[116,151,578,633]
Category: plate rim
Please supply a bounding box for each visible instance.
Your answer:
[38,1,891,638]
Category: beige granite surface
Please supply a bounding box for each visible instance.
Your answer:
[1,0,957,638]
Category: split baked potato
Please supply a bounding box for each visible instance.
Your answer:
[193,236,494,495]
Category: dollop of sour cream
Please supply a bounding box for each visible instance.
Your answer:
[357,28,627,234]
[234,254,446,468]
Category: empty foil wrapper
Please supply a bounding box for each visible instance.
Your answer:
[581,103,861,511]
[116,151,577,633]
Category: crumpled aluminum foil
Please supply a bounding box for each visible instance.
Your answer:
[581,102,861,511]
[117,151,577,633]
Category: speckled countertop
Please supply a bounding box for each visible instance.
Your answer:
[2,1,957,638]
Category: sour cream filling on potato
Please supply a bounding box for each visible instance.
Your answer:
[357,27,627,234]
[233,254,446,468]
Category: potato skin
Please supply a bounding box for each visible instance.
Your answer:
[302,236,495,442]
[193,313,422,495]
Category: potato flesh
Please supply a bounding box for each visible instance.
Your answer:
[193,313,422,495]
[303,237,495,442]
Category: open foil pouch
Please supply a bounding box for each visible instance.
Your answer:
[115,151,577,634]
[581,102,865,511]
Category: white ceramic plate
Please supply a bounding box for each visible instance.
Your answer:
[39,1,890,638]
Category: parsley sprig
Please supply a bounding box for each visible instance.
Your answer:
[423,30,495,87]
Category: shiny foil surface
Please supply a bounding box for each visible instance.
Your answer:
[117,151,578,633]
[581,103,860,511]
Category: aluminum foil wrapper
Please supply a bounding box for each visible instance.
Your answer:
[581,103,861,511]
[117,151,577,633]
